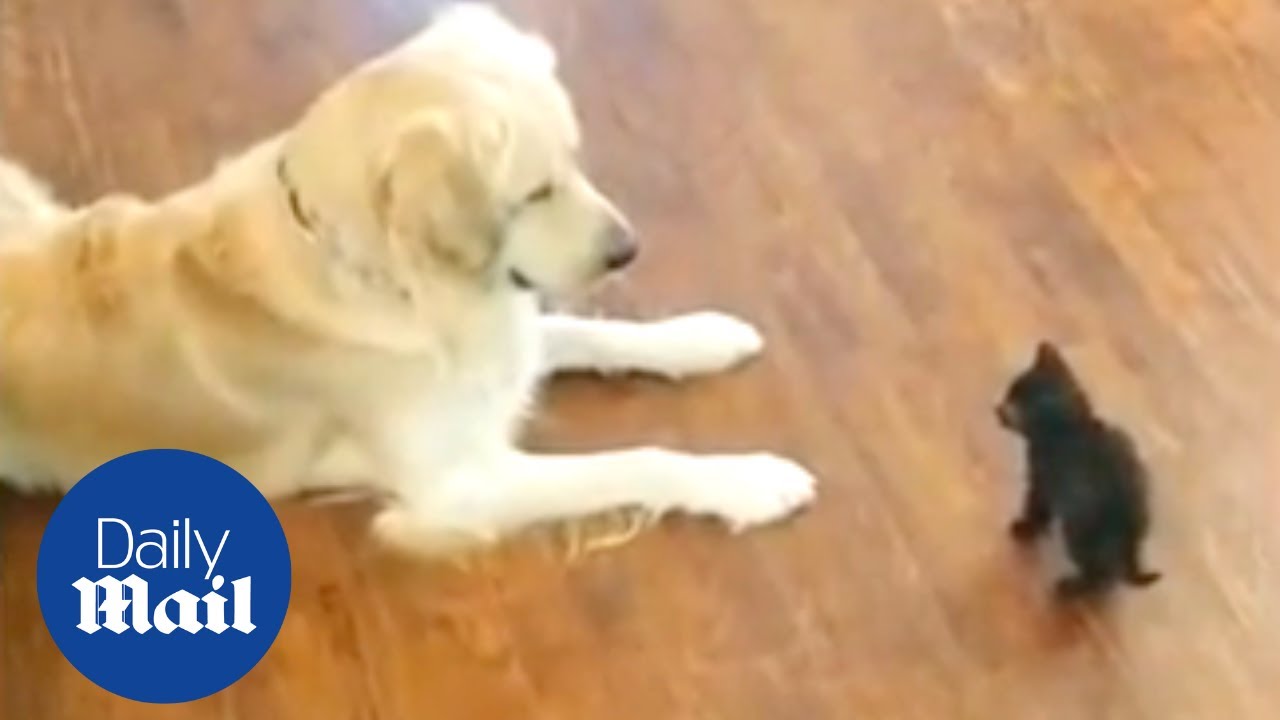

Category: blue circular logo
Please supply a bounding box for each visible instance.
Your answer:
[36,450,292,703]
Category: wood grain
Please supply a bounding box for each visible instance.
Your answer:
[4,0,1280,717]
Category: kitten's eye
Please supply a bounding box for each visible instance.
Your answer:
[524,182,555,204]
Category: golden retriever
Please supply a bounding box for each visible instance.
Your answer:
[0,5,814,554]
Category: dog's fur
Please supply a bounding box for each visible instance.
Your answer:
[0,5,814,554]
[996,342,1160,598]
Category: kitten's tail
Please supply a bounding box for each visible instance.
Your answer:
[1124,548,1162,587]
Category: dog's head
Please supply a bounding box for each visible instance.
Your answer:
[996,342,1092,435]
[281,4,634,299]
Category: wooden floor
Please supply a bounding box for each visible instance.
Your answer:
[4,0,1280,717]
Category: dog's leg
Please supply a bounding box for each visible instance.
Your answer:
[371,447,815,555]
[540,312,764,379]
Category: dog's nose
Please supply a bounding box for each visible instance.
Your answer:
[602,222,638,271]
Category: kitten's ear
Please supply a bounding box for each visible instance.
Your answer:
[1034,341,1064,368]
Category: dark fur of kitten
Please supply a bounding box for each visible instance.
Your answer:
[996,342,1161,599]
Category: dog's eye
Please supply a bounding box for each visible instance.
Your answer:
[524,182,555,204]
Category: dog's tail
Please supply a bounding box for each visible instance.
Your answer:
[0,155,64,242]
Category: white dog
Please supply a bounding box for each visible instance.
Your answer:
[0,5,814,554]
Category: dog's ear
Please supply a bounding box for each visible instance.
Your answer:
[375,113,501,276]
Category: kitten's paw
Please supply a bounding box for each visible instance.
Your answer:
[679,454,816,531]
[649,312,765,378]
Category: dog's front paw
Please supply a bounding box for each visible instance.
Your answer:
[371,506,497,558]
[682,454,816,531]
[651,312,765,378]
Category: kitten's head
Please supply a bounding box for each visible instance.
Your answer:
[996,342,1092,435]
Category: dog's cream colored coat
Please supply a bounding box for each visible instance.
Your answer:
[0,6,814,552]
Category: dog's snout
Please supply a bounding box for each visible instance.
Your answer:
[602,221,638,271]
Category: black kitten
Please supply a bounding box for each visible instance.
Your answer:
[996,342,1161,599]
